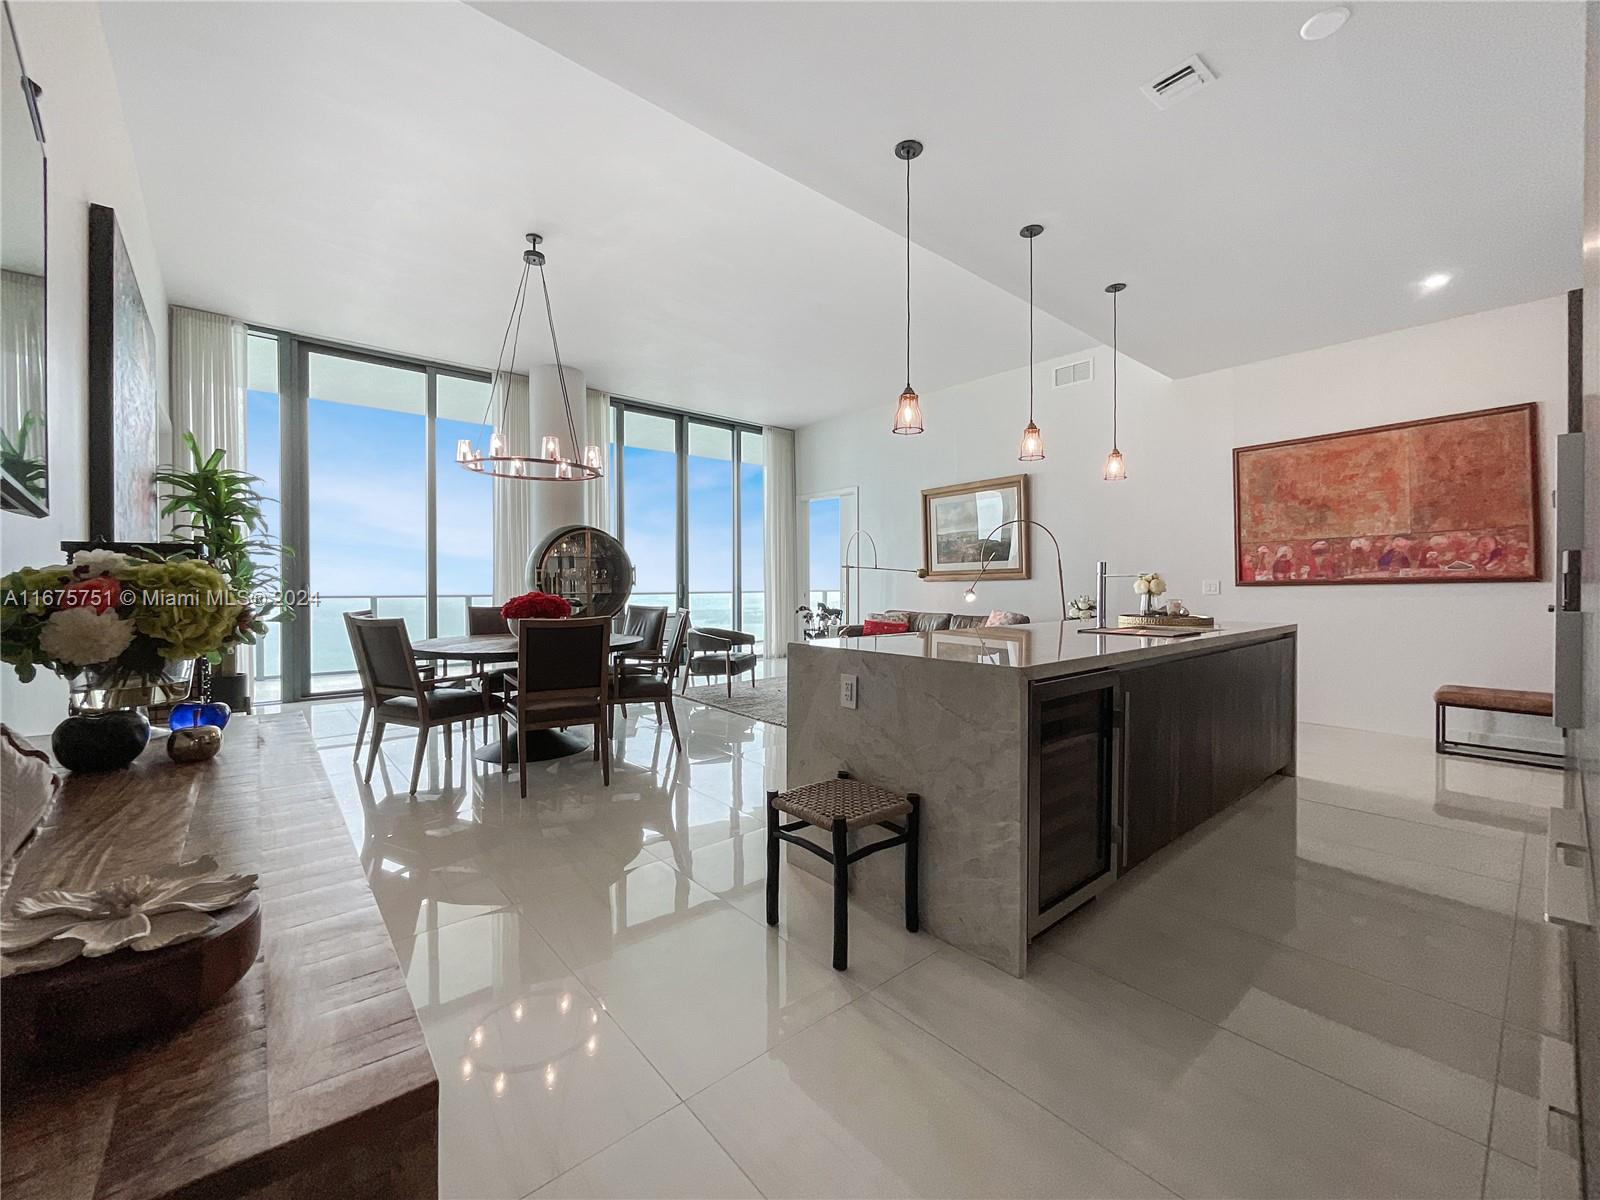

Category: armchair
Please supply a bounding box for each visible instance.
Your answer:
[681,625,759,696]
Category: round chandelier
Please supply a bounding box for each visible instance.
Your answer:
[456,233,602,482]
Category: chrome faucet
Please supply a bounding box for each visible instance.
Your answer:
[1095,560,1147,628]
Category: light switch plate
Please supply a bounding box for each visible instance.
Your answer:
[840,674,858,709]
[1202,579,1221,595]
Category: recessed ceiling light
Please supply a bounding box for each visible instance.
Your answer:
[1300,6,1351,41]
[1419,272,1452,292]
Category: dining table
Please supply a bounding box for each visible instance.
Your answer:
[410,629,644,764]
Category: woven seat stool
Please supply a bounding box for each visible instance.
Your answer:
[766,771,920,970]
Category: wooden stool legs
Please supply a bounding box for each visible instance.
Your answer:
[905,794,920,934]
[765,789,780,927]
[831,818,849,970]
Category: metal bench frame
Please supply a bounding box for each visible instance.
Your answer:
[1435,698,1564,770]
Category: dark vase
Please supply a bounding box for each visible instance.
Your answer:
[52,710,151,772]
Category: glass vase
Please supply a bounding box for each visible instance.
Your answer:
[68,659,195,715]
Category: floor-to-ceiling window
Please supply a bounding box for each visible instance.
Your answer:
[245,328,493,701]
[611,400,766,648]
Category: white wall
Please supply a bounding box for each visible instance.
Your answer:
[798,295,1566,742]
[0,3,169,736]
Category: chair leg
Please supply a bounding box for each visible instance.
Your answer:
[444,723,453,761]
[408,732,426,797]
[498,714,509,775]
[518,720,528,799]
[664,698,683,753]
[654,701,663,724]
[831,818,849,971]
[364,720,386,782]
[905,794,921,933]
[726,673,733,698]
[352,706,370,761]
[600,722,612,786]
[765,790,780,926]
[593,723,601,760]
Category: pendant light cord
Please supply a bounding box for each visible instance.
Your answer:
[1027,237,1035,423]
[904,153,912,390]
[1111,288,1119,449]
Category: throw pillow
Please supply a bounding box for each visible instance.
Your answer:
[861,619,910,636]
[985,609,1028,627]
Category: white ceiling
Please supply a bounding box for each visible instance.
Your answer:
[98,1,1092,430]
[477,0,1587,378]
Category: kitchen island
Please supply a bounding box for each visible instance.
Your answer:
[786,620,1297,975]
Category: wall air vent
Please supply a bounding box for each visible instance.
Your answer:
[1053,358,1094,387]
[1141,54,1216,110]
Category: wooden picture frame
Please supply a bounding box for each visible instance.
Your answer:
[87,203,160,542]
[1232,403,1541,586]
[920,473,1029,582]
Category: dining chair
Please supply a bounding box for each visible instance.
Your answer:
[609,609,690,751]
[466,604,510,734]
[347,609,443,761]
[349,614,495,796]
[497,617,612,797]
[617,603,667,662]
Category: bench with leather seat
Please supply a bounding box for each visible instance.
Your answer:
[1433,684,1561,768]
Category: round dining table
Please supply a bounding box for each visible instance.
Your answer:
[410,630,644,764]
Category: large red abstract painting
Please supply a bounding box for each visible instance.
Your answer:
[1234,404,1541,586]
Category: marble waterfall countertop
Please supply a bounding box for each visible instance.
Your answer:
[801,619,1298,680]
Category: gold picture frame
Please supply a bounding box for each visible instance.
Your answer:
[920,474,1030,582]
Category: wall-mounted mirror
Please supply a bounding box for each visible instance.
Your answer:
[1,0,47,517]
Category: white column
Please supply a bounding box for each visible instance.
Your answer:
[527,364,587,566]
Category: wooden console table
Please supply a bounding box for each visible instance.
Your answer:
[0,713,438,1199]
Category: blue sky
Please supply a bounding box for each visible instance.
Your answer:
[246,390,763,602]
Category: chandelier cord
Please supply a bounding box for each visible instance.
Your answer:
[481,259,532,438]
[538,261,581,453]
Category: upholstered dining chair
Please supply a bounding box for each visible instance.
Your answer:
[616,605,668,671]
[609,609,689,751]
[347,609,443,761]
[348,614,495,796]
[497,617,613,797]
[682,626,759,696]
[466,604,511,734]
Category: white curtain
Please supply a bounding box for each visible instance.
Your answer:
[169,306,247,467]
[492,372,533,602]
[1,271,45,466]
[762,425,800,657]
[583,387,610,531]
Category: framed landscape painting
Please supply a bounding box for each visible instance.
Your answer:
[1233,403,1540,586]
[921,473,1029,581]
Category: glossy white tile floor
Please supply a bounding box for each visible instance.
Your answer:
[286,687,1569,1200]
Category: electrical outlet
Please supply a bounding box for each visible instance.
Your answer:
[1202,579,1221,596]
[840,674,858,709]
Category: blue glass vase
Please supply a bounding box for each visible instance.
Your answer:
[170,700,232,730]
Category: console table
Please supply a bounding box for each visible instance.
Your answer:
[0,713,438,1199]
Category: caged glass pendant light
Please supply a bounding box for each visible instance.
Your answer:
[1017,224,1045,461]
[1102,282,1128,481]
[891,139,925,434]
[456,233,602,482]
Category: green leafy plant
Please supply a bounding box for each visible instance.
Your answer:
[1,412,47,500]
[154,433,292,648]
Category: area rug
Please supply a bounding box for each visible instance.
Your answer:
[681,676,787,726]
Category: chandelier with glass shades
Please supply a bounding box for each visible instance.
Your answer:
[456,233,602,482]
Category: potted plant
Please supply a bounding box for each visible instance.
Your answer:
[153,434,289,712]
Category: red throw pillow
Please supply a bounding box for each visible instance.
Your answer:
[861,619,910,636]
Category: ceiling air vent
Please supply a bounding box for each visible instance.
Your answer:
[1141,54,1216,110]
[1053,358,1093,387]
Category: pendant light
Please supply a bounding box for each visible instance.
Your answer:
[1102,282,1127,481]
[1017,224,1045,461]
[456,233,602,482]
[891,139,925,435]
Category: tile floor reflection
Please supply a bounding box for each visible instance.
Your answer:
[283,690,1568,1200]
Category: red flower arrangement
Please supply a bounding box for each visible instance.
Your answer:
[500,591,572,621]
